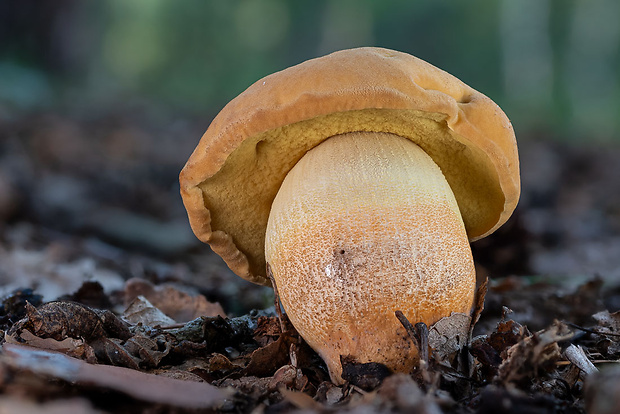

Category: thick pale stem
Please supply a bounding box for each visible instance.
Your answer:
[265,132,475,384]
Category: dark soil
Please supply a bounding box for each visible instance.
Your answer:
[0,112,619,413]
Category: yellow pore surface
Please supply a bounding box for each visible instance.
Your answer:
[265,132,476,383]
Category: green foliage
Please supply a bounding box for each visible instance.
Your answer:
[1,0,619,140]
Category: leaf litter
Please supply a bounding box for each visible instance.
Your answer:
[1,116,620,412]
[1,220,619,412]
[0,273,617,413]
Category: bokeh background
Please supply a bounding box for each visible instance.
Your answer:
[1,1,619,314]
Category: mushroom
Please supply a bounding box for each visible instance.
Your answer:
[180,47,520,383]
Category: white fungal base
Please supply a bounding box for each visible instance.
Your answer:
[265,132,476,384]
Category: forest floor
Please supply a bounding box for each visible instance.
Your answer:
[0,111,619,413]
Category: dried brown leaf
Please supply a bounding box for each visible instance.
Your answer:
[16,302,107,341]
[471,278,488,329]
[208,353,237,372]
[124,278,226,322]
[470,318,530,380]
[429,312,471,361]
[269,364,307,392]
[593,310,620,333]
[253,315,284,346]
[242,333,293,377]
[315,381,344,405]
[470,336,501,368]
[490,318,528,355]
[5,329,96,362]
[96,309,132,340]
[123,334,171,368]
[495,321,574,385]
[91,337,140,369]
[122,295,176,327]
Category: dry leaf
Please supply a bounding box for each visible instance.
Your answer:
[593,310,620,333]
[428,312,471,361]
[253,315,284,346]
[0,396,100,414]
[123,296,176,327]
[124,278,226,322]
[91,337,140,369]
[315,381,344,405]
[495,321,574,385]
[12,302,107,341]
[5,329,96,362]
[242,333,293,377]
[564,344,598,375]
[470,278,488,331]
[2,343,232,409]
[208,353,236,372]
[124,334,171,368]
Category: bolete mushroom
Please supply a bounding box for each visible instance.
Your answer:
[180,47,519,383]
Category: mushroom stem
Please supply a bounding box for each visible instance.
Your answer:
[265,132,476,384]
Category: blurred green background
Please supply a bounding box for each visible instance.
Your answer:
[2,0,619,142]
[1,1,619,310]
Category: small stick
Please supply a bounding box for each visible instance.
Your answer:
[557,360,620,366]
[564,321,620,338]
[395,311,431,384]
[395,310,420,350]
[415,322,430,368]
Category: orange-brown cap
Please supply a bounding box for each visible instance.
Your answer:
[180,47,520,286]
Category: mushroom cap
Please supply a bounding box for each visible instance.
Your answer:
[180,47,520,286]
